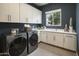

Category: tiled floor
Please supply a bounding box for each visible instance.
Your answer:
[29,43,76,56]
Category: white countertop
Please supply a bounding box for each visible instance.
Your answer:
[32,28,77,35]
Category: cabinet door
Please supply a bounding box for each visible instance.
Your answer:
[30,7,37,23]
[40,31,47,42]
[20,3,30,23]
[32,7,42,24]
[64,34,76,51]
[38,31,41,42]
[0,4,9,22]
[37,11,42,24]
[36,10,42,24]
[26,4,34,23]
[47,32,56,45]
[8,3,19,23]
[55,33,64,47]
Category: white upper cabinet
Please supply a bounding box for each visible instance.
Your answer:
[7,3,20,23]
[28,5,42,24]
[0,3,19,23]
[0,4,9,22]
[20,3,42,23]
[20,3,30,23]
[26,4,33,23]
[0,3,42,23]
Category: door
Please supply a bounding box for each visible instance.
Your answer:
[64,34,76,51]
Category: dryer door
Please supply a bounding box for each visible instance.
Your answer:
[9,37,27,56]
[29,33,38,46]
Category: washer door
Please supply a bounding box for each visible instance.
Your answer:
[29,33,38,46]
[9,37,27,56]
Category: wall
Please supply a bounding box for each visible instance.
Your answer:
[41,3,76,30]
[76,3,79,55]
[0,22,24,35]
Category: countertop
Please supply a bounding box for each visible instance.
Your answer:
[32,28,77,35]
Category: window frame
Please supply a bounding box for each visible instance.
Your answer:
[45,9,62,26]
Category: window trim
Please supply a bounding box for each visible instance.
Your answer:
[45,9,62,26]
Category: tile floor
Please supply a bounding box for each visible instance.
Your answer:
[29,43,76,56]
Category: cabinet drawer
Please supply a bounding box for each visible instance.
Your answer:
[64,34,76,38]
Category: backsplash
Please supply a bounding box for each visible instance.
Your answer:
[0,22,24,35]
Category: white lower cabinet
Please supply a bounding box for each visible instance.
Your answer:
[55,33,64,47]
[63,34,76,51]
[40,31,47,43]
[38,31,41,42]
[46,32,56,45]
[40,31,77,51]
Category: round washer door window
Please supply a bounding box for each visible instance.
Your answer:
[29,33,38,46]
[9,37,27,56]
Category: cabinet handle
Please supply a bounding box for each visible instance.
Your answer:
[53,36,55,41]
[66,36,73,37]
[10,15,11,21]
[63,38,65,43]
[26,17,28,22]
[8,15,11,21]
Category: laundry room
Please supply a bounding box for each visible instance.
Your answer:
[0,2,79,56]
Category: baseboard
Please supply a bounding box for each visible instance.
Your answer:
[38,41,41,44]
[39,41,76,53]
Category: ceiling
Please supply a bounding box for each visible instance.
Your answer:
[28,3,48,10]
[34,3,48,6]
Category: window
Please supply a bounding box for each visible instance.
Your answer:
[46,9,62,26]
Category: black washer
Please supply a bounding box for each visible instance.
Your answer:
[28,31,38,54]
[7,33,28,56]
[9,37,27,56]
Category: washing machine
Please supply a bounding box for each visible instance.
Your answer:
[7,33,28,56]
[27,31,38,54]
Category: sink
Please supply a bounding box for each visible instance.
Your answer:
[56,29,64,32]
[44,28,56,31]
[44,28,64,32]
